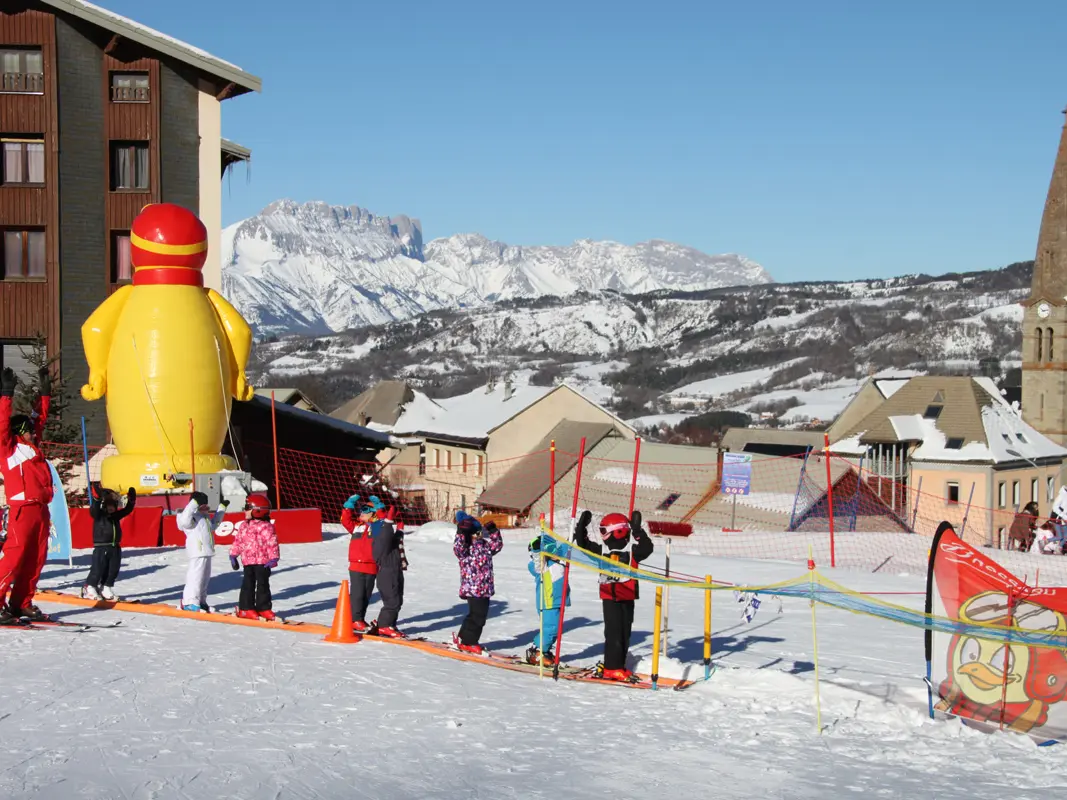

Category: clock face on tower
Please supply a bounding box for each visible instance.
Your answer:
[1038,302,1051,319]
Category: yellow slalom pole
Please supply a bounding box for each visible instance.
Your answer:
[703,574,713,681]
[808,547,823,733]
[651,586,663,691]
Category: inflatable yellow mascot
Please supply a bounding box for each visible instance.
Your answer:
[80,203,255,492]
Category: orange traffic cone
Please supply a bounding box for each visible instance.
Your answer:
[324,580,361,643]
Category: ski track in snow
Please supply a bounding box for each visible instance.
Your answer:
[1,528,1065,799]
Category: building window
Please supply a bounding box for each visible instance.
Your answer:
[1,137,45,185]
[476,454,484,476]
[1048,328,1055,362]
[461,452,468,473]
[1040,394,1045,420]
[945,437,964,450]
[110,141,149,190]
[1012,481,1020,508]
[1037,327,1044,362]
[0,48,43,93]
[923,405,943,420]
[433,448,440,469]
[446,450,452,470]
[2,229,45,279]
[998,482,1006,509]
[946,482,960,505]
[1049,476,1057,503]
[110,71,149,103]
[1032,478,1040,503]
[111,231,132,282]
[0,341,32,375]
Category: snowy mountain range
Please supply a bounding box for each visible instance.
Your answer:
[221,200,772,336]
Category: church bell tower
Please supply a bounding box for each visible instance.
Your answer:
[1022,108,1067,445]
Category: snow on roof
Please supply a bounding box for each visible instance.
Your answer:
[875,379,910,399]
[390,383,554,439]
[47,1,260,90]
[888,415,926,442]
[982,403,1067,464]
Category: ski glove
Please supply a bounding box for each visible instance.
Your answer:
[38,366,51,396]
[126,486,136,503]
[343,494,361,510]
[230,556,240,571]
[220,500,230,509]
[630,510,643,537]
[0,367,15,397]
[574,509,593,536]
[265,558,278,569]
[484,521,499,535]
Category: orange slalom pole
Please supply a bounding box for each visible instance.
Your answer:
[628,436,642,517]
[271,391,282,510]
[553,436,587,680]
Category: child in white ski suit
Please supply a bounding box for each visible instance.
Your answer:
[177,491,228,611]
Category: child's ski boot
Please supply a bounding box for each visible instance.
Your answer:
[235,609,259,620]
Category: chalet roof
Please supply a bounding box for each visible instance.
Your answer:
[331,381,416,428]
[832,375,1067,465]
[43,0,261,96]
[221,138,251,175]
[477,421,614,512]
[720,428,825,452]
[253,388,321,413]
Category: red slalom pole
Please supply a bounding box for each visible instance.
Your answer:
[549,440,556,531]
[271,391,282,510]
[824,432,836,568]
[552,436,587,680]
[628,436,642,517]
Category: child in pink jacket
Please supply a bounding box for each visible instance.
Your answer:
[229,494,281,621]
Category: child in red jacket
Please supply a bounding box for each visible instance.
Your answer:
[229,494,280,621]
[341,494,377,632]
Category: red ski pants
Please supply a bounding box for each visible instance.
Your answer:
[0,502,50,610]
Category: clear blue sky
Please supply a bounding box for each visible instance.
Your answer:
[104,0,1067,282]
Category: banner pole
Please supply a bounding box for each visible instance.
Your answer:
[188,419,196,490]
[703,573,713,681]
[538,516,546,681]
[549,440,556,531]
[553,436,587,680]
[662,537,671,660]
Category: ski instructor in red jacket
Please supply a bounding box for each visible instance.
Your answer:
[0,365,53,625]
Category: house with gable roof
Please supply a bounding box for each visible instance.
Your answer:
[331,380,636,518]
[830,375,1067,545]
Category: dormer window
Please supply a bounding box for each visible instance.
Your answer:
[923,405,943,420]
[946,437,964,450]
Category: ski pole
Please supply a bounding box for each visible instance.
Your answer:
[553,437,586,680]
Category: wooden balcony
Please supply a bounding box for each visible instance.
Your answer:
[111,85,150,103]
[1,72,44,93]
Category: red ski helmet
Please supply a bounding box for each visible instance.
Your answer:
[599,513,630,540]
[245,493,271,519]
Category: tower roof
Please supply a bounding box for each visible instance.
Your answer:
[1031,109,1067,303]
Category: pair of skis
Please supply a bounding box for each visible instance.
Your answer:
[0,618,124,633]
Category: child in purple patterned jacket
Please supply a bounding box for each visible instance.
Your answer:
[453,511,503,654]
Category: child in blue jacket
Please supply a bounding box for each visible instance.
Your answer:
[526,534,571,666]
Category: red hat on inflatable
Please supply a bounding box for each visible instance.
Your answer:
[130,203,208,287]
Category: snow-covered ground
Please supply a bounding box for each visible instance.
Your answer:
[4,526,1065,799]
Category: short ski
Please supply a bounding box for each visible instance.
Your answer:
[0,619,94,633]
[230,610,303,626]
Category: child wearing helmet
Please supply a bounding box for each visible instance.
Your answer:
[573,508,654,681]
[82,483,136,601]
[341,494,377,632]
[526,533,571,666]
[228,494,280,621]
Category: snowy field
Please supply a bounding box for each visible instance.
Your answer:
[3,524,1065,799]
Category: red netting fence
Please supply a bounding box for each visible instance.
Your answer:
[28,439,1067,582]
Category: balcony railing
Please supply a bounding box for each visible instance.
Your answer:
[1,72,44,93]
[111,85,150,103]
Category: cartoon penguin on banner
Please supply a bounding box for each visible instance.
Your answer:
[80,203,255,492]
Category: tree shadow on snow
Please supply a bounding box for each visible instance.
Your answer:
[404,601,518,637]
